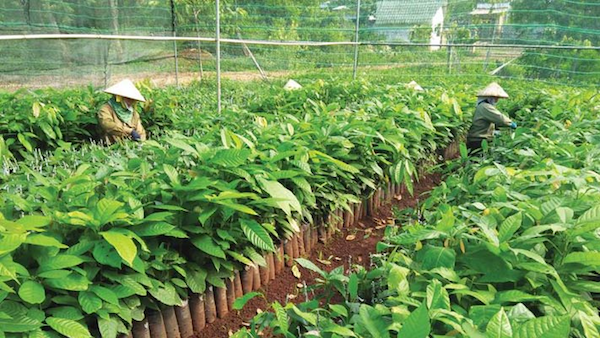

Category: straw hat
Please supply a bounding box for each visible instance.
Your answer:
[477,82,509,98]
[283,79,302,91]
[104,79,146,102]
[406,80,424,91]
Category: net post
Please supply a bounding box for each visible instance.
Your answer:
[216,0,222,114]
[352,0,361,80]
[170,0,179,88]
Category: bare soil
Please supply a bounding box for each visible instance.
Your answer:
[195,173,441,338]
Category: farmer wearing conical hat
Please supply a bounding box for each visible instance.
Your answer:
[466,82,517,153]
[97,79,147,145]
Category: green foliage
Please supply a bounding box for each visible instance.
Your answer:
[235,84,600,337]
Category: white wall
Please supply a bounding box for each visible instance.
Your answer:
[429,7,444,51]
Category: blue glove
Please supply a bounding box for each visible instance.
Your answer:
[131,130,141,141]
[510,122,517,129]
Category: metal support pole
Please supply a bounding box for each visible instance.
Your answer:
[216,0,222,114]
[170,0,179,87]
[352,0,361,80]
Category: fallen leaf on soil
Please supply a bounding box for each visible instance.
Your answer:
[291,265,301,278]
[334,257,342,261]
[364,228,373,234]
[358,222,366,228]
[316,259,331,265]
[394,195,402,201]
[375,224,387,230]
[297,283,304,289]
[256,308,263,314]
[287,294,297,300]
[346,234,356,241]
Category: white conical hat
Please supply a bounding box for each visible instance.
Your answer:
[104,79,146,102]
[406,80,424,91]
[283,79,302,91]
[477,82,509,98]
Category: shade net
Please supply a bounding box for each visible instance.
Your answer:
[0,0,598,89]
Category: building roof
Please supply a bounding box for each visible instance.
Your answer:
[375,0,446,26]
[471,2,511,15]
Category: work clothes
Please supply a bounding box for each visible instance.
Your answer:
[467,101,512,143]
[97,100,147,145]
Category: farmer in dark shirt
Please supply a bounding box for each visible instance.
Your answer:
[466,82,517,154]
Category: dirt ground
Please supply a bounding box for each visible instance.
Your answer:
[196,173,441,338]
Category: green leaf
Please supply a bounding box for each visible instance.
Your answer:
[291,305,317,326]
[348,273,358,301]
[46,317,92,338]
[0,234,27,255]
[24,234,67,249]
[329,304,349,318]
[258,178,302,216]
[163,164,179,185]
[397,303,430,338]
[272,302,289,334]
[436,206,455,232]
[46,306,84,320]
[166,139,199,156]
[240,219,275,252]
[130,222,175,237]
[185,270,207,294]
[486,308,512,338]
[513,316,570,338]
[78,292,102,314]
[191,236,226,259]
[295,258,326,278]
[226,250,253,266]
[89,286,119,305]
[15,216,51,229]
[38,255,84,272]
[417,245,456,270]
[100,231,137,266]
[499,212,522,242]
[94,199,125,226]
[563,252,600,266]
[0,315,42,333]
[357,305,390,338]
[212,148,251,167]
[323,323,357,337]
[213,201,258,216]
[426,279,450,310]
[18,281,45,304]
[98,317,118,338]
[45,273,90,291]
[232,292,263,311]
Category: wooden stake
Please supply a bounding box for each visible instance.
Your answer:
[252,264,261,291]
[189,294,206,332]
[259,263,269,287]
[241,265,254,295]
[131,319,150,338]
[162,307,181,338]
[303,225,312,254]
[291,233,300,259]
[284,239,294,267]
[147,310,167,338]
[214,286,229,319]
[204,287,217,324]
[234,271,243,298]
[226,278,236,311]
[275,243,284,273]
[175,300,194,338]
[267,253,276,280]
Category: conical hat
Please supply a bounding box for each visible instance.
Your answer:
[406,80,424,91]
[283,79,302,91]
[477,82,509,98]
[104,79,146,102]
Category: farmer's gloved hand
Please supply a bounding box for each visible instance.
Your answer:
[510,122,518,129]
[131,129,141,141]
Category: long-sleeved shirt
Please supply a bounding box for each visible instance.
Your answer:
[97,103,147,144]
[467,102,513,141]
